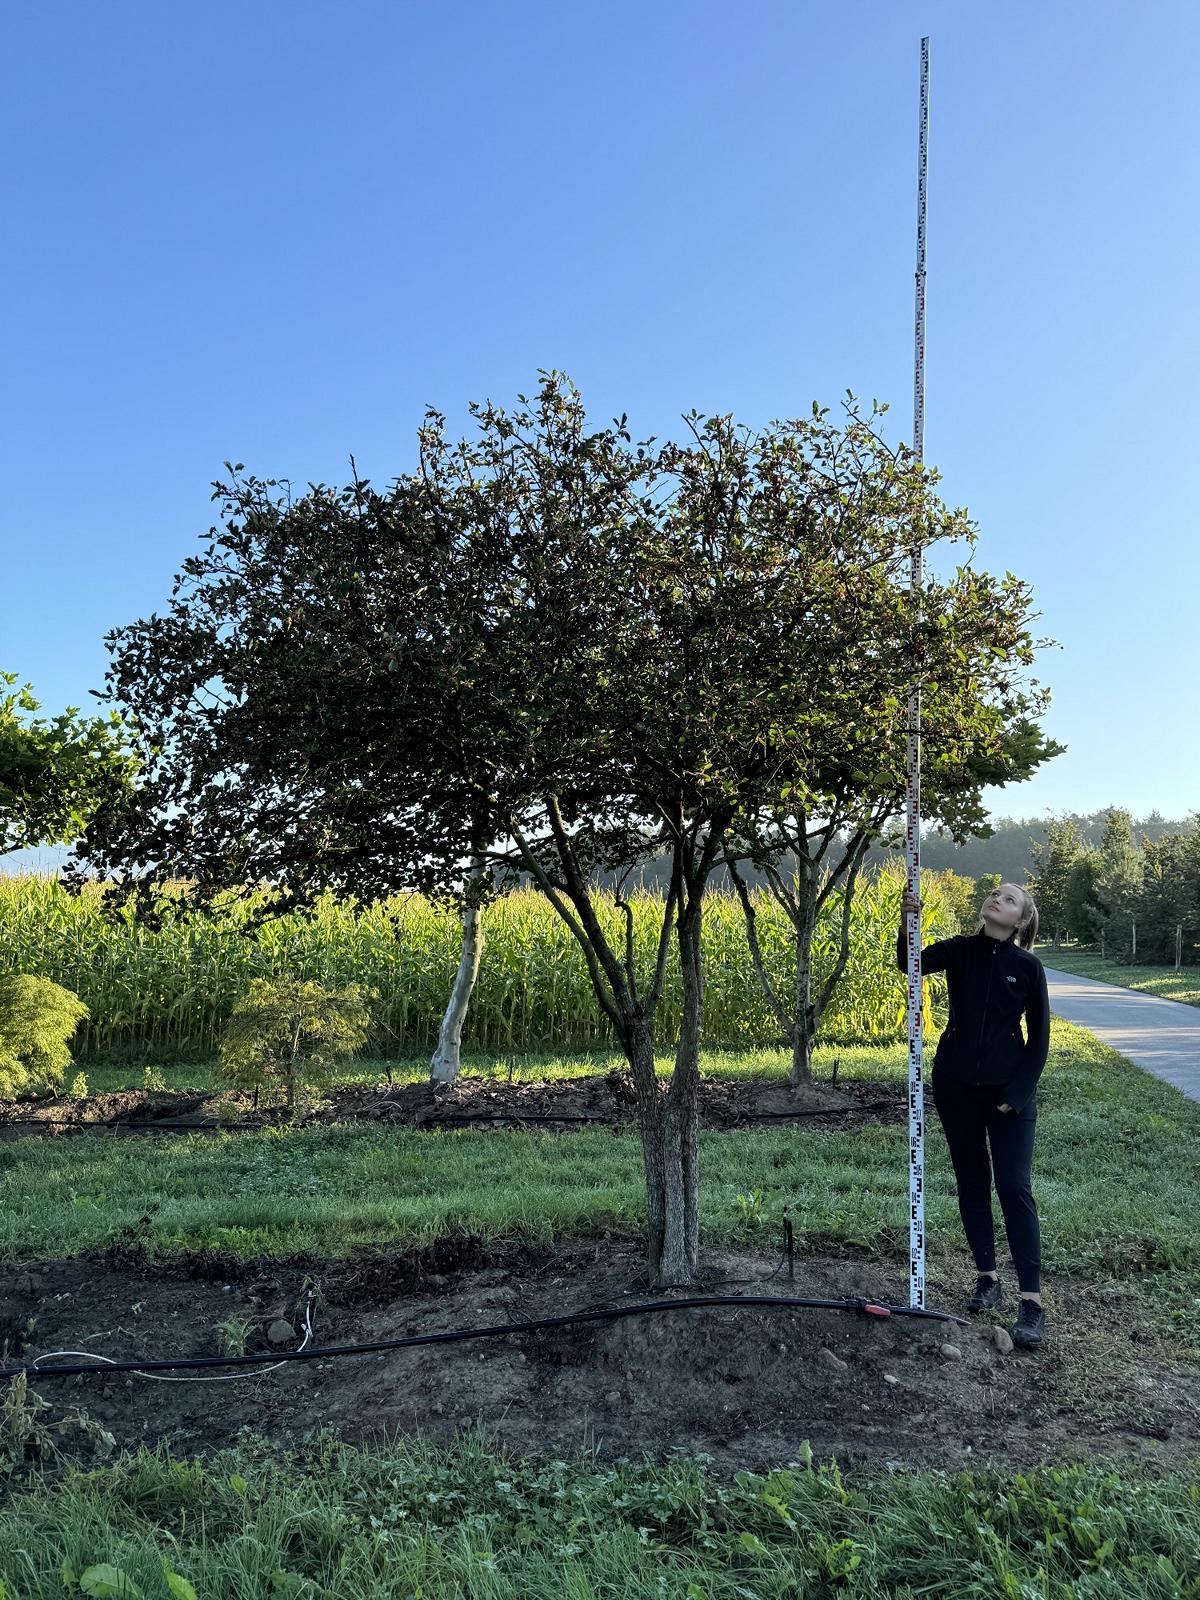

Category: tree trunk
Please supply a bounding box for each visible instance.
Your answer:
[788,862,818,1088]
[790,1004,817,1085]
[430,852,487,1087]
[624,910,704,1288]
[632,1097,700,1280]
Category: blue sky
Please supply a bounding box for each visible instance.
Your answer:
[2,0,1196,867]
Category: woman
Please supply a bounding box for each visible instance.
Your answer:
[897,882,1051,1350]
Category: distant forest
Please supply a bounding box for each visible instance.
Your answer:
[581,809,1194,896]
[1,809,1193,896]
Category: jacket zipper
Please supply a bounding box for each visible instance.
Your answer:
[976,941,996,1085]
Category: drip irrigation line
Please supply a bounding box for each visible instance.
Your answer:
[520,1239,795,1321]
[2,1291,969,1384]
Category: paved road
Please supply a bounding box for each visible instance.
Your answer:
[1043,966,1200,1105]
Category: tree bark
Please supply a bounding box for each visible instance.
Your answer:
[430,852,488,1087]
[789,859,818,1087]
[624,895,704,1286]
[790,1004,817,1085]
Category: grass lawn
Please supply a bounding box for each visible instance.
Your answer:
[1036,944,1200,1008]
[1,1431,1197,1600]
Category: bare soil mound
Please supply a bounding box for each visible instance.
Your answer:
[0,1071,902,1137]
[2,1234,1196,1478]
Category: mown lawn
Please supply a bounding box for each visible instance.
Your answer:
[1036,944,1200,1008]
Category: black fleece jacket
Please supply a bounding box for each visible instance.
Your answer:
[895,921,1051,1114]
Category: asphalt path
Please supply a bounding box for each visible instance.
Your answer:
[1042,965,1200,1106]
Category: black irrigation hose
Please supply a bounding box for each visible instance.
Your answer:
[1,1292,969,1383]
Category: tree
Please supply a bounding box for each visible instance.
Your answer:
[1132,820,1200,964]
[720,674,1062,1085]
[1064,852,1104,944]
[1028,816,1086,945]
[1093,807,1144,960]
[217,977,374,1118]
[429,852,494,1084]
[70,373,1054,1287]
[0,673,139,855]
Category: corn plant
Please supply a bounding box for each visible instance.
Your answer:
[0,867,954,1063]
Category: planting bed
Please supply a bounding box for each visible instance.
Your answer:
[0,1069,903,1137]
[3,1232,1197,1480]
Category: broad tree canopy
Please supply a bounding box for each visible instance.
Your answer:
[71,373,1057,1284]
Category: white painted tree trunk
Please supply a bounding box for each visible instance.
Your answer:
[429,854,487,1087]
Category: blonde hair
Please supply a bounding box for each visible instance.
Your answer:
[976,883,1039,952]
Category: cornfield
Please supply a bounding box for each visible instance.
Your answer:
[0,859,955,1060]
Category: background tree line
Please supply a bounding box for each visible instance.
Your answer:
[577,806,1193,901]
[1023,808,1200,962]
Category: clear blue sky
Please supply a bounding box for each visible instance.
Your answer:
[3,0,1196,866]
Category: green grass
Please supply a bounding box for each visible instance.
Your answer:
[65,1040,900,1096]
[5,1023,1200,1356]
[1036,944,1200,1008]
[1,1430,1198,1599]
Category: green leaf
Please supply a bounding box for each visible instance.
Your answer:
[79,1567,142,1599]
[161,1564,198,1600]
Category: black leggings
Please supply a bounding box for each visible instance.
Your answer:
[931,1069,1041,1294]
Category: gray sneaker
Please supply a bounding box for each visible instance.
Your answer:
[967,1273,1004,1313]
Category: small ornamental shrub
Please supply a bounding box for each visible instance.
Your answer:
[217,977,374,1117]
[0,973,89,1100]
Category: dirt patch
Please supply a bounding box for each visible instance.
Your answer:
[2,1235,1197,1479]
[0,1071,902,1138]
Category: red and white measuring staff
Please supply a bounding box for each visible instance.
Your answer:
[904,35,931,1311]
